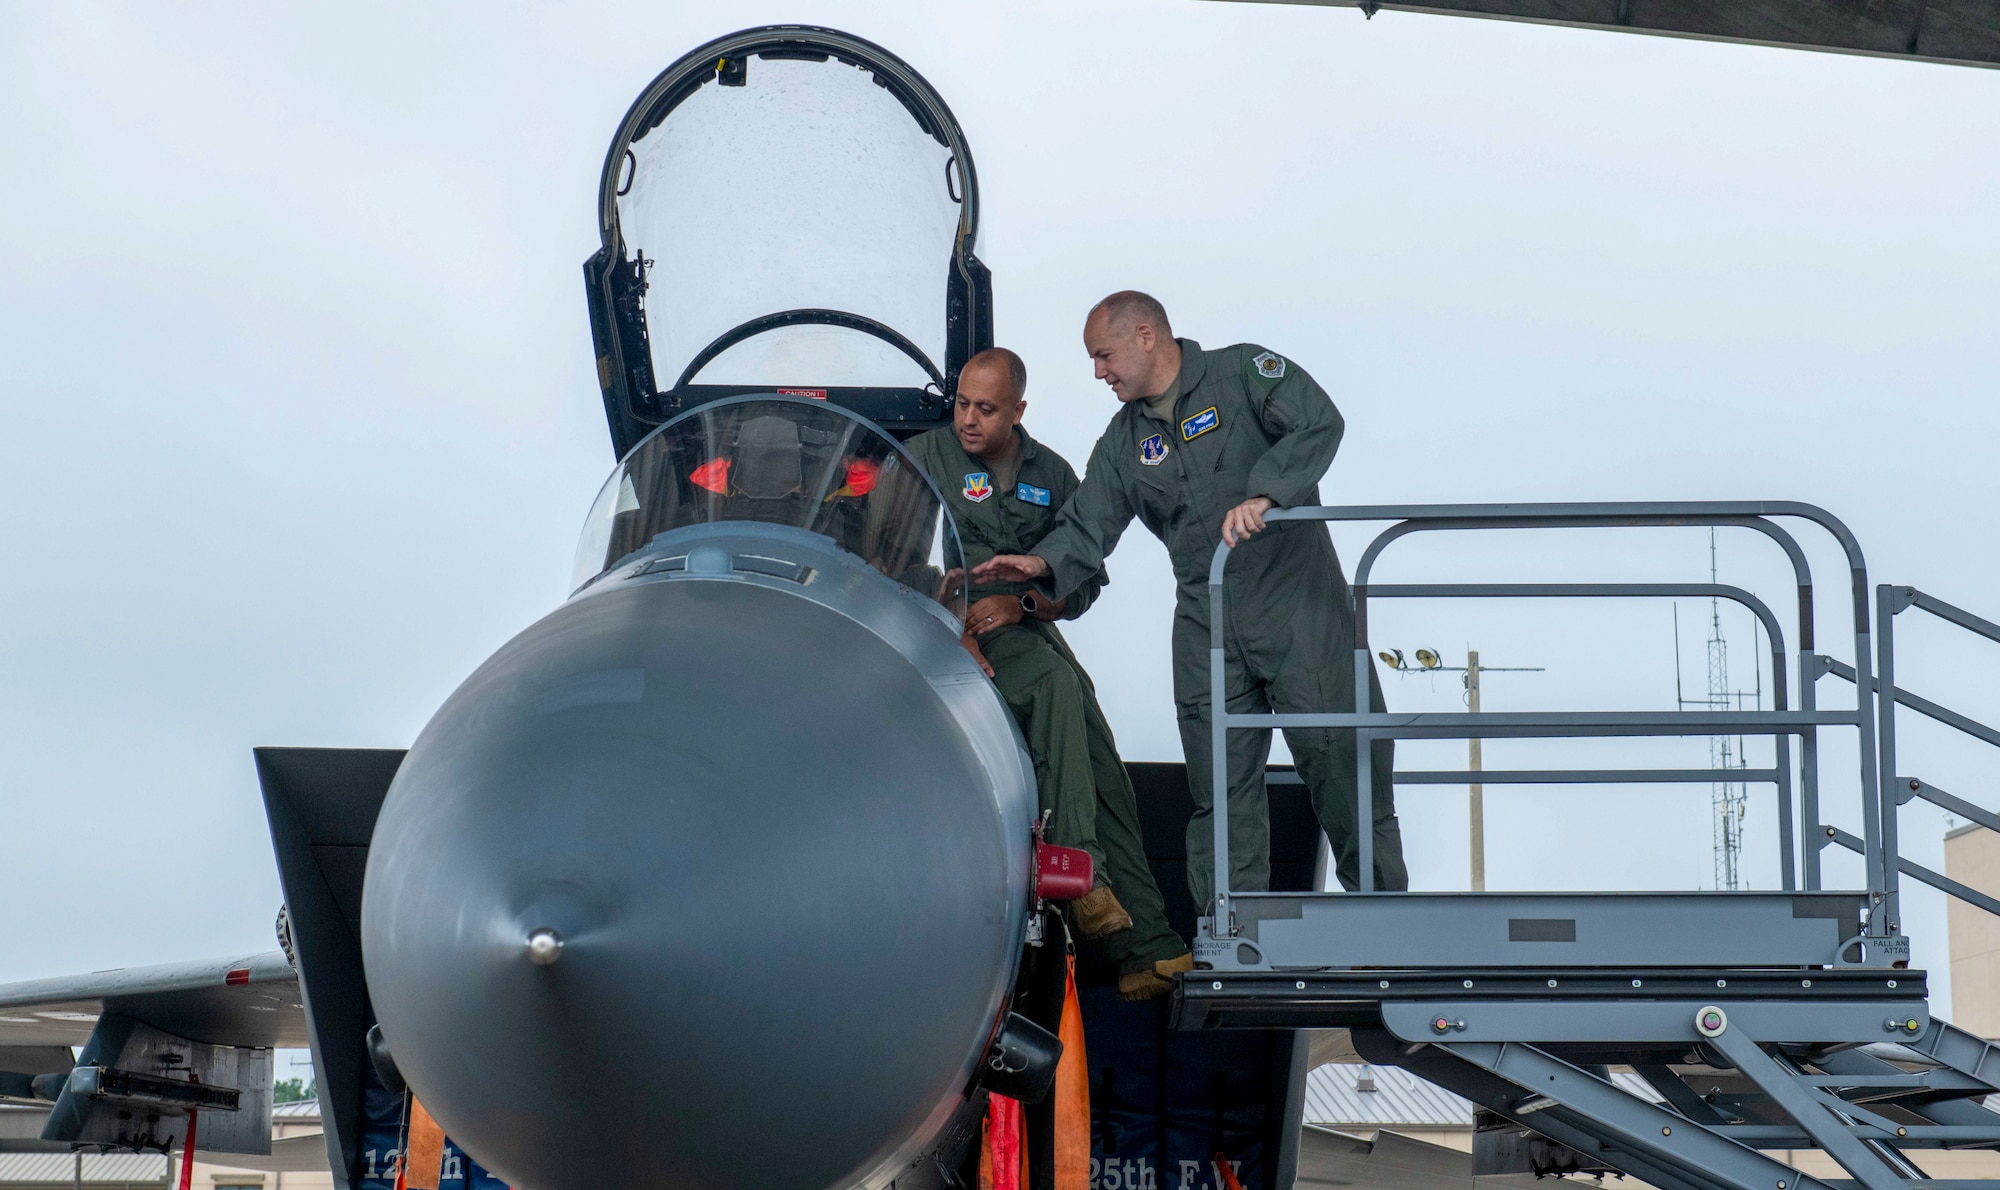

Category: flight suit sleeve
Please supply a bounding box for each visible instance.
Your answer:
[1041,457,1105,620]
[900,432,943,490]
[889,434,954,558]
[1032,433,1136,604]
[861,455,940,583]
[1242,351,1347,510]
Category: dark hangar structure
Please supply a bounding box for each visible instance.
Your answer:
[1218,0,2000,69]
[4,12,2000,1190]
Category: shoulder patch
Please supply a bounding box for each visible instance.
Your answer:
[1250,351,1286,381]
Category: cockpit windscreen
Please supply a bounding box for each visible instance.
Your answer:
[572,397,967,619]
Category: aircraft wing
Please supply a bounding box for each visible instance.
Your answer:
[1212,0,2000,69]
[0,952,304,1051]
[204,1131,331,1173]
[0,953,304,1157]
[1296,1125,1474,1190]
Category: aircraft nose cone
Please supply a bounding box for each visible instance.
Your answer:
[361,573,1024,1190]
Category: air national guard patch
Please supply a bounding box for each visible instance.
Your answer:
[1180,406,1219,442]
[1139,434,1169,467]
[1016,482,1051,507]
[1251,351,1286,380]
[962,472,993,503]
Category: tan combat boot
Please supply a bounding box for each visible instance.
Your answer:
[1117,952,1195,1001]
[1071,884,1134,940]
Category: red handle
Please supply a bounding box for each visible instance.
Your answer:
[1035,842,1093,901]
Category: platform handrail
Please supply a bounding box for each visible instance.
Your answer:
[1370,579,1797,886]
[1897,779,2000,836]
[1351,510,1840,892]
[1395,767,1783,784]
[1816,655,2000,751]
[1869,584,2000,931]
[1826,825,2000,920]
[1351,512,1817,649]
[1369,582,1787,668]
[1202,501,1883,946]
[1337,503,1874,894]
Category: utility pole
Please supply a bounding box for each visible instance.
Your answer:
[1380,647,1541,891]
[1468,650,1484,891]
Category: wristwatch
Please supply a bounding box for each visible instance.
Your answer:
[1019,591,1040,617]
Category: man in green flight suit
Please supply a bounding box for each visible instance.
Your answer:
[973,293,1408,915]
[907,347,1192,999]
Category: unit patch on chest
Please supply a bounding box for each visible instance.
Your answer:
[1139,434,1169,467]
[1015,482,1051,507]
[1180,406,1219,441]
[962,472,993,503]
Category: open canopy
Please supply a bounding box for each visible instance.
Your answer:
[586,27,993,458]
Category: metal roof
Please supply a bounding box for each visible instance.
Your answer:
[0,1153,167,1185]
[1305,1063,1660,1127]
[272,1100,320,1121]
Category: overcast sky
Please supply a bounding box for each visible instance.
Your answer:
[4,2,1997,1019]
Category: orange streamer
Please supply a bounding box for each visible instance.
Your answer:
[1214,1150,1245,1190]
[1054,957,1090,1190]
[403,1097,447,1190]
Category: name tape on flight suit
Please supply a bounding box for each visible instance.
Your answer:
[1180,407,1219,441]
[1016,482,1051,506]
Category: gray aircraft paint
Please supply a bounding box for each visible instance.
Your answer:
[362,519,1037,1190]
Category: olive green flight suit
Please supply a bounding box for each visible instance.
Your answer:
[905,426,1185,973]
[1031,340,1407,911]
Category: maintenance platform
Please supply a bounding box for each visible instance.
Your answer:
[1169,501,2000,1190]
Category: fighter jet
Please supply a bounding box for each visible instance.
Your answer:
[15,12,1999,1190]
[0,26,1299,1190]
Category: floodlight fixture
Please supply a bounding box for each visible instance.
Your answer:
[1416,648,1443,670]
[1378,649,1405,670]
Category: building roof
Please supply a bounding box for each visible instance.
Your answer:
[1209,0,2000,71]
[271,1100,320,1121]
[0,1153,167,1185]
[1305,1063,1472,1127]
[1305,1063,1659,1127]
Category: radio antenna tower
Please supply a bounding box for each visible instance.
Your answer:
[1674,530,1762,890]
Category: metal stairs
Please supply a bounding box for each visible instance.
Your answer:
[1170,503,2000,1190]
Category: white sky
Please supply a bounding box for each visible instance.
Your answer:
[3,2,1997,1021]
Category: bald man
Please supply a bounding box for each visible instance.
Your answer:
[905,347,1191,1000]
[974,294,1407,915]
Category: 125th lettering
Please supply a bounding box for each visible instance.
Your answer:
[1090,1157,1156,1190]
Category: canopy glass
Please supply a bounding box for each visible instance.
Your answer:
[615,52,962,393]
[573,397,967,620]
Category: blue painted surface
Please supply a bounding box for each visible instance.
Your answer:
[359,1069,509,1190]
